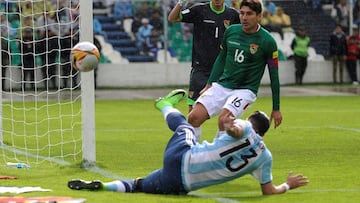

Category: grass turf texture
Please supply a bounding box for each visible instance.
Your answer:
[1,95,360,203]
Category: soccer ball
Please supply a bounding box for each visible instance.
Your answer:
[71,41,100,72]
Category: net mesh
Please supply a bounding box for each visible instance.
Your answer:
[0,0,83,167]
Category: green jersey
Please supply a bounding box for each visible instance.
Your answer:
[208,24,280,110]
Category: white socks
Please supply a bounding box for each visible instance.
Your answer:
[194,127,201,142]
[104,180,134,192]
[161,106,181,119]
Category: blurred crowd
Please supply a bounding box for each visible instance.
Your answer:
[1,0,81,90]
[1,0,359,87]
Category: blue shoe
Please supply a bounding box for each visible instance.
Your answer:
[68,179,103,190]
[155,89,187,110]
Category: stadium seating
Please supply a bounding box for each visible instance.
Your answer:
[94,1,336,62]
[96,15,155,62]
[157,50,179,63]
[95,35,129,64]
[270,32,294,59]
[123,18,135,40]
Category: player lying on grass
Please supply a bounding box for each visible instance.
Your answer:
[68,89,309,195]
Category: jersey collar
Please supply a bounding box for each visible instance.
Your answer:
[256,24,261,32]
[210,1,225,14]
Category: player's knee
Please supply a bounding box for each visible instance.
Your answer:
[187,113,197,127]
[188,111,207,128]
[187,103,209,127]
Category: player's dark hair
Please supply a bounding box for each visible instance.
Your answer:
[248,111,270,137]
[240,0,262,14]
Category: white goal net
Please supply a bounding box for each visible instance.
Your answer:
[0,0,95,168]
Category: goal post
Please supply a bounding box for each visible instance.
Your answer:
[79,0,96,166]
[0,0,96,167]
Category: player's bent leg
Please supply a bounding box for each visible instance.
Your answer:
[102,179,137,192]
[155,89,187,121]
[187,102,209,128]
[140,169,185,194]
[188,103,210,142]
[166,112,189,132]
[68,179,140,193]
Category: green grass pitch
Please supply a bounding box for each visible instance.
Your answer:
[1,95,360,203]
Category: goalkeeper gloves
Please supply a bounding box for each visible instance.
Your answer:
[178,0,187,6]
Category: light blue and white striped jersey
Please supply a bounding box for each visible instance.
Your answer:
[181,120,273,191]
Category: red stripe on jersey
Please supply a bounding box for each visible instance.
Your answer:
[267,57,278,69]
[267,50,279,69]
[243,103,250,110]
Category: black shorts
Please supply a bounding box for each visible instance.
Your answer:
[188,68,211,105]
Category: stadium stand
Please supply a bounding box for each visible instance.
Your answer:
[93,0,335,62]
[96,15,154,62]
[95,35,129,64]
[168,23,192,62]
[275,0,336,58]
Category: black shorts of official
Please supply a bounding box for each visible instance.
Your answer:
[189,68,211,102]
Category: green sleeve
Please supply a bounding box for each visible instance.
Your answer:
[207,48,226,84]
[269,67,280,110]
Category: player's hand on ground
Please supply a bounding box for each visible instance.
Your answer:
[270,110,282,128]
[286,171,309,190]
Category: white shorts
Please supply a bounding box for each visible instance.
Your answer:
[195,83,257,118]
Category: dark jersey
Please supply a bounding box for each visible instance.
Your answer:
[180,2,240,72]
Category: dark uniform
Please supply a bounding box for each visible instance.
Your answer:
[179,2,240,106]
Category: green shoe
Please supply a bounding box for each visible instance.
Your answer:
[155,89,187,110]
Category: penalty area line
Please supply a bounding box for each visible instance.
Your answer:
[328,126,360,133]
[285,125,360,133]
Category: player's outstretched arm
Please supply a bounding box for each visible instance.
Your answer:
[261,172,309,195]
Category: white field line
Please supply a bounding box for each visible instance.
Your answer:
[328,126,360,132]
[286,110,360,113]
[190,188,360,202]
[0,144,70,166]
[285,125,360,133]
[192,188,360,196]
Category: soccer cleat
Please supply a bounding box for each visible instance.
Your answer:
[68,179,103,191]
[155,89,187,110]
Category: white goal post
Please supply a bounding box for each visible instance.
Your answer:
[0,0,96,167]
[79,0,96,166]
